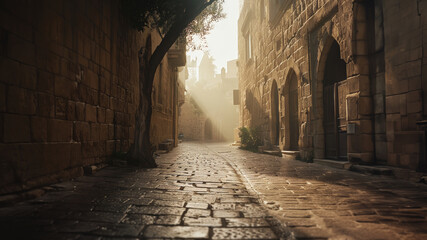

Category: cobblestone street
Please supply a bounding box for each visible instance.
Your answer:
[208,143,427,240]
[1,142,427,239]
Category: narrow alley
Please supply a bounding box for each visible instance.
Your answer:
[1,142,427,239]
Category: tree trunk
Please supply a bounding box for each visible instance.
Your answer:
[127,0,217,168]
[127,47,157,168]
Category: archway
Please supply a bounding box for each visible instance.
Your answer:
[322,40,348,160]
[270,80,280,145]
[204,118,213,140]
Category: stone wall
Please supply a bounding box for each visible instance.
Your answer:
[238,0,426,170]
[0,0,179,195]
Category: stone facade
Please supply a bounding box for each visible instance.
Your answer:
[0,0,184,195]
[238,0,426,170]
[179,56,238,142]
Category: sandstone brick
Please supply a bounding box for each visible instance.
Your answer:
[54,76,77,99]
[85,104,97,123]
[55,97,67,119]
[67,101,76,120]
[97,107,106,123]
[37,93,55,117]
[30,116,47,142]
[3,113,30,143]
[7,34,36,65]
[385,95,400,114]
[100,124,109,140]
[74,121,90,142]
[106,109,114,123]
[90,123,100,141]
[84,69,99,90]
[7,86,36,114]
[37,70,55,93]
[75,102,85,121]
[108,124,114,139]
[47,119,73,142]
[0,83,5,111]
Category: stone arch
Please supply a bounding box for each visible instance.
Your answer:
[314,36,348,160]
[281,69,299,151]
[270,80,280,145]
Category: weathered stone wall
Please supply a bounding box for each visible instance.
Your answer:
[382,0,425,168]
[178,95,206,140]
[238,0,426,170]
[0,0,178,195]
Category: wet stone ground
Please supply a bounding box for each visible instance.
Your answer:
[208,143,427,240]
[1,142,427,239]
[0,142,289,240]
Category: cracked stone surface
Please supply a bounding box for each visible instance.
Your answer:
[1,142,427,239]
[208,142,427,240]
[0,142,286,239]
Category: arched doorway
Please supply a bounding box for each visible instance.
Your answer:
[288,72,299,150]
[204,118,213,140]
[323,40,348,160]
[271,80,280,145]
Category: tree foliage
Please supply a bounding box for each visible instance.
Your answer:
[123,0,225,49]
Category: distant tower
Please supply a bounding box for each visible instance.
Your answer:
[198,52,215,85]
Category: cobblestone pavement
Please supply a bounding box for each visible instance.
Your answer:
[0,142,290,240]
[207,143,427,240]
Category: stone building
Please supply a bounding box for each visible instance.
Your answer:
[179,54,239,142]
[0,0,185,196]
[238,0,427,171]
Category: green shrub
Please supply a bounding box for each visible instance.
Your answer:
[239,126,262,152]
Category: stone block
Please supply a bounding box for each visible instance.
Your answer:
[100,124,109,140]
[374,94,384,114]
[399,94,407,116]
[359,120,372,134]
[54,76,77,99]
[358,96,372,115]
[74,121,90,142]
[66,101,76,120]
[37,93,55,117]
[346,93,359,121]
[347,134,360,153]
[108,124,114,139]
[31,116,47,142]
[3,113,30,143]
[55,97,67,119]
[7,86,36,114]
[85,104,97,123]
[75,102,85,121]
[97,107,106,123]
[360,134,374,153]
[84,69,99,90]
[37,71,55,93]
[106,109,114,123]
[90,123,100,141]
[0,83,5,111]
[385,95,400,114]
[19,64,37,89]
[7,34,36,65]
[48,119,73,142]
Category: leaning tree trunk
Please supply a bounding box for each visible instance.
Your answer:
[128,47,157,168]
[127,0,218,167]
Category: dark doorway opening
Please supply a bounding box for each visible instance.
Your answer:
[323,40,348,160]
